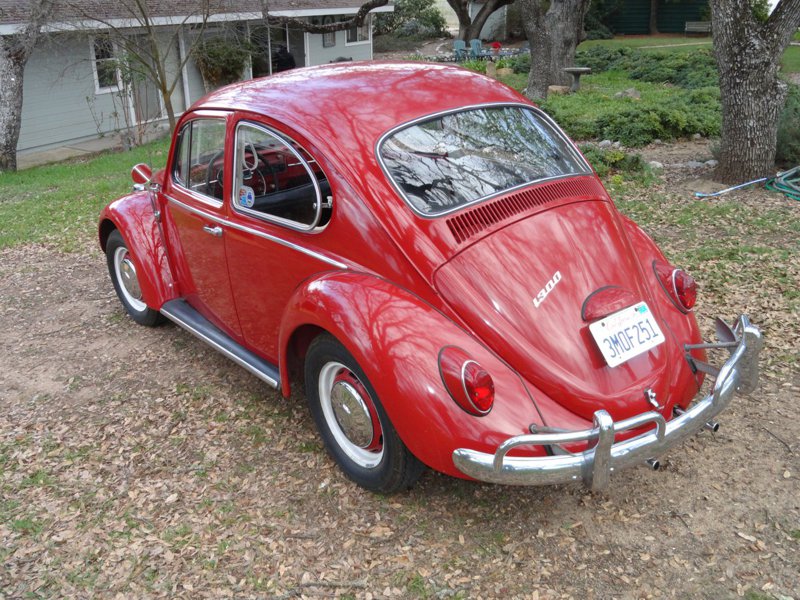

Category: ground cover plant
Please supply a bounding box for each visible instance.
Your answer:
[0,128,798,598]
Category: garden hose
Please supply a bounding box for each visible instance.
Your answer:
[765,165,800,201]
[694,165,800,200]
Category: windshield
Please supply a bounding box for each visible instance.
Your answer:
[379,105,590,216]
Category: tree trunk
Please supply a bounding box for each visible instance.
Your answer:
[0,0,50,172]
[711,0,800,183]
[449,0,514,41]
[520,0,590,100]
[0,46,26,172]
[649,0,659,34]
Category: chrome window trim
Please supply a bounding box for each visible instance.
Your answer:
[166,195,348,270]
[375,102,593,219]
[232,120,326,233]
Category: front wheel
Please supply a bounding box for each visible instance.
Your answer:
[305,335,424,493]
[106,229,162,326]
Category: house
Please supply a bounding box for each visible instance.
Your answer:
[607,0,709,35]
[0,0,393,158]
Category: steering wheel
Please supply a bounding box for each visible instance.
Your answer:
[204,150,226,199]
[242,168,267,196]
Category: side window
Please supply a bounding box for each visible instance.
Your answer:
[233,122,331,229]
[172,119,227,202]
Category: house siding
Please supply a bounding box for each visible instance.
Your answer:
[18,30,187,154]
[18,34,124,153]
[306,28,372,65]
[608,0,709,35]
[12,11,386,155]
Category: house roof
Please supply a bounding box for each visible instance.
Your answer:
[0,0,392,30]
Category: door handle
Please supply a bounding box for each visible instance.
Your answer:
[203,225,223,237]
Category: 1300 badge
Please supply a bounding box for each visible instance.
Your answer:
[533,271,562,308]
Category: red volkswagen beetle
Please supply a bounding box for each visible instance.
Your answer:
[99,63,762,493]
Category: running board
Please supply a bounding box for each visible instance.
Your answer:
[160,299,280,389]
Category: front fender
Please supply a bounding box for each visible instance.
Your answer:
[99,192,177,311]
[279,272,547,478]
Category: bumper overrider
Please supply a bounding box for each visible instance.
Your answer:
[452,315,763,491]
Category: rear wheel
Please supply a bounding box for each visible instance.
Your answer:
[305,335,424,493]
[106,229,162,326]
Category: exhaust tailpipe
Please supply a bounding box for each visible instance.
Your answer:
[646,458,660,471]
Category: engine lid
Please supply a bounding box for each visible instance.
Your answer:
[434,199,674,422]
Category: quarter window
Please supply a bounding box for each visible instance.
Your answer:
[173,119,227,202]
[233,123,330,230]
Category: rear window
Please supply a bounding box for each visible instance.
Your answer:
[379,105,590,216]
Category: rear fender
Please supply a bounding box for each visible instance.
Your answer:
[99,192,177,310]
[279,272,546,477]
[621,215,706,398]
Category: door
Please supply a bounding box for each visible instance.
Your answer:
[224,119,334,360]
[164,114,242,337]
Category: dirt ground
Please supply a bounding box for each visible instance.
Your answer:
[1,152,799,599]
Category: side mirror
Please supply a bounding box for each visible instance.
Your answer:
[131,163,152,185]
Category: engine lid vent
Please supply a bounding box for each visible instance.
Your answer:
[446,176,607,244]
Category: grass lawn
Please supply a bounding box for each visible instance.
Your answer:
[0,137,170,251]
[579,35,712,52]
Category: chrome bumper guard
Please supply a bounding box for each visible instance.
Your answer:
[452,315,762,491]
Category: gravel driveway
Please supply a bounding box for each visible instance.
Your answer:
[1,188,798,598]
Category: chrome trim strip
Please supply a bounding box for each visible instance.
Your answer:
[375,102,594,219]
[160,303,280,389]
[166,195,349,270]
[452,315,762,490]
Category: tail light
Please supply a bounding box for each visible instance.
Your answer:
[653,261,697,312]
[439,346,495,415]
[673,269,697,310]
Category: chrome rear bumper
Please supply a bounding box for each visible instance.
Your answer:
[452,315,762,491]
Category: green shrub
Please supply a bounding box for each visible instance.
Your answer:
[511,52,530,74]
[460,59,487,73]
[579,145,647,177]
[574,46,634,72]
[575,47,718,89]
[194,38,250,89]
[627,50,718,89]
[777,83,800,166]
[542,73,721,146]
[375,0,447,36]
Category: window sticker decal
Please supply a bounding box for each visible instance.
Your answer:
[238,185,255,208]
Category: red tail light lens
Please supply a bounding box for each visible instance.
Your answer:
[439,347,495,416]
[463,361,495,413]
[672,269,697,311]
[653,261,697,313]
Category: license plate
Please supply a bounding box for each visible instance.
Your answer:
[589,302,664,367]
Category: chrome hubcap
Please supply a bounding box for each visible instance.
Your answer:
[113,246,146,312]
[318,361,384,468]
[330,380,374,448]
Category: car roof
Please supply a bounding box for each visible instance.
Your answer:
[192,62,528,151]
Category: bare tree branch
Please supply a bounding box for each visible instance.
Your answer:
[258,0,389,33]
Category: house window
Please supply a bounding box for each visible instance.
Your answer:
[346,16,370,45]
[322,16,336,48]
[91,35,121,92]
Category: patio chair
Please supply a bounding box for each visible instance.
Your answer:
[453,40,467,61]
[469,39,482,59]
